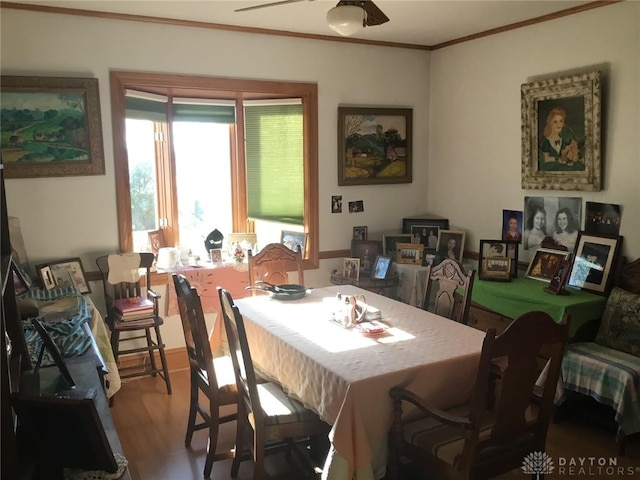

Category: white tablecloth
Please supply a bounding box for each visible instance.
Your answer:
[393,263,431,307]
[235,285,485,480]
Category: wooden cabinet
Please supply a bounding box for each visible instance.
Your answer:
[466,301,556,372]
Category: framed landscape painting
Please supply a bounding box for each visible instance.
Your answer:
[1,76,105,178]
[337,107,412,186]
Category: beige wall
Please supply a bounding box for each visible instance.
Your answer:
[0,7,431,284]
[428,1,640,264]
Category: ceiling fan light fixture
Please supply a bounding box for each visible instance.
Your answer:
[326,5,365,36]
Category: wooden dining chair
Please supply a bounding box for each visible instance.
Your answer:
[172,274,237,479]
[217,287,330,480]
[247,242,305,287]
[388,311,569,480]
[96,253,171,400]
[422,258,475,324]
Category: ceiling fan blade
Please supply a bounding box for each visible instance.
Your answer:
[362,1,389,26]
[235,0,308,13]
[335,1,389,27]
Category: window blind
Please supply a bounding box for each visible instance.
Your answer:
[244,101,304,225]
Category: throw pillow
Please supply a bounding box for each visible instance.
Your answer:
[595,286,640,356]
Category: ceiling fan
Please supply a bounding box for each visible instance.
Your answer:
[235,0,390,37]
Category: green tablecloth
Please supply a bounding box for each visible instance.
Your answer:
[471,275,607,337]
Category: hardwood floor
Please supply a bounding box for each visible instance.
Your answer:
[111,369,640,480]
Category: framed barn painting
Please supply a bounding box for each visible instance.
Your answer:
[521,71,601,191]
[1,76,105,178]
[337,107,412,186]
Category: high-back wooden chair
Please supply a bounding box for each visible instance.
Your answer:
[388,311,569,480]
[218,287,330,480]
[247,242,304,287]
[422,259,475,324]
[96,253,171,399]
[172,274,237,478]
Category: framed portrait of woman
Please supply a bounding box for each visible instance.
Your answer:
[521,71,601,191]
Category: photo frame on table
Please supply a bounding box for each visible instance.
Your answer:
[525,248,571,283]
[567,232,622,296]
[479,257,512,282]
[479,239,519,279]
[410,225,439,250]
[521,70,601,191]
[396,243,424,265]
[11,261,33,297]
[382,233,412,258]
[436,230,466,264]
[372,255,392,280]
[545,259,572,294]
[337,107,413,186]
[0,75,106,179]
[350,239,383,276]
[281,230,308,255]
[353,226,368,241]
[342,258,360,281]
[36,258,91,294]
[148,229,165,256]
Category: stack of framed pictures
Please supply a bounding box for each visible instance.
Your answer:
[566,232,623,295]
[478,240,519,281]
[36,258,90,294]
[401,214,449,266]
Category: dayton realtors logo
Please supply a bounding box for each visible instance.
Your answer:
[522,451,638,477]
[522,451,554,479]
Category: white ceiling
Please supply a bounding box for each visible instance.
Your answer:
[7,0,603,48]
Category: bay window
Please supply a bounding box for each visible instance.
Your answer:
[109,71,318,268]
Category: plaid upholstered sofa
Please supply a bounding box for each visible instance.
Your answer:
[559,259,640,455]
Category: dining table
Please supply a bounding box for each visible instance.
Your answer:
[234,284,486,480]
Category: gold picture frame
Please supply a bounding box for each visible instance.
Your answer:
[479,257,512,282]
[396,242,424,265]
[521,70,601,191]
[1,75,106,178]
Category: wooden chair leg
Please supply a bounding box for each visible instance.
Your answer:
[154,325,172,394]
[184,374,198,447]
[231,415,245,478]
[145,328,158,376]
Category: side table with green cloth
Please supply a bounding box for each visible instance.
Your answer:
[471,275,607,337]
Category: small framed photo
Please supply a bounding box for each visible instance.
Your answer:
[209,248,222,263]
[546,259,572,294]
[396,243,424,265]
[436,230,466,264]
[37,257,91,294]
[11,262,33,297]
[382,233,412,258]
[567,232,622,295]
[281,230,308,254]
[526,248,571,283]
[353,226,368,241]
[410,225,439,250]
[148,229,165,256]
[350,239,383,276]
[479,257,512,282]
[372,255,392,280]
[36,265,55,291]
[343,258,360,280]
[479,239,519,279]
